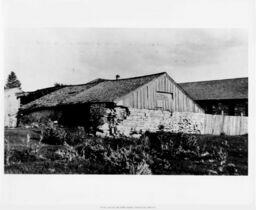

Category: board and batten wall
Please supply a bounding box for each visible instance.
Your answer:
[116,73,204,113]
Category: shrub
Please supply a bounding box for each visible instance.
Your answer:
[41,122,67,145]
[41,121,88,146]
[84,104,107,136]
[5,129,247,175]
[63,127,88,146]
[8,148,38,163]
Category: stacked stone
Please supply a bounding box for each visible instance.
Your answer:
[118,109,206,136]
[99,107,206,137]
[164,112,205,134]
[116,109,169,136]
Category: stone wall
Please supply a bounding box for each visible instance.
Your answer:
[99,107,205,137]
[4,88,23,127]
[20,105,247,136]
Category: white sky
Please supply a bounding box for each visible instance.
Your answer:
[4,28,248,91]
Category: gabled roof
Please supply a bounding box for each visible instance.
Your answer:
[21,78,105,110]
[21,72,165,111]
[20,86,65,105]
[65,72,165,104]
[179,77,248,100]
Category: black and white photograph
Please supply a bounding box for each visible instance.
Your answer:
[4,28,248,175]
[1,0,255,209]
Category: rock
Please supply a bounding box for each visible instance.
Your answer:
[48,168,55,173]
[131,134,141,139]
[201,152,210,157]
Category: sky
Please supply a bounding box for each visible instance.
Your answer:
[4,28,248,91]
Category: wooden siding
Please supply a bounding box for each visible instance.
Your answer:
[116,73,204,113]
[203,114,247,135]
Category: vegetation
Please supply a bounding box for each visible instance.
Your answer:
[4,126,247,175]
[54,83,66,87]
[84,104,107,135]
[5,71,21,89]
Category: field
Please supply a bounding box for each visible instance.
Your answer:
[4,127,248,175]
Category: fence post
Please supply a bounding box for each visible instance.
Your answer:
[221,113,225,135]
[239,115,243,135]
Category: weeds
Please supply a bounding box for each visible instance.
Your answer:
[4,129,247,175]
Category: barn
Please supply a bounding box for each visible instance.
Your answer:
[17,73,249,136]
[179,77,248,116]
[19,72,204,126]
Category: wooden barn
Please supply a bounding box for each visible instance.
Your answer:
[179,77,248,116]
[19,72,204,126]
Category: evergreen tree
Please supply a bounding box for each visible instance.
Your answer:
[5,71,21,89]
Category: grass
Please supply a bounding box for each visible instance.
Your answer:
[4,128,248,175]
[197,134,248,175]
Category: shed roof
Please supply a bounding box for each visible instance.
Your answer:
[179,77,248,100]
[21,72,165,111]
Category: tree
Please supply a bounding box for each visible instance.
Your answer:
[5,71,21,89]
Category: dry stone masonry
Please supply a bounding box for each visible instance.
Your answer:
[99,107,206,137]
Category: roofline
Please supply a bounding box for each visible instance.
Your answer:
[23,73,167,93]
[179,77,248,85]
[22,82,99,93]
[67,72,167,102]
[20,101,116,113]
[114,72,164,102]
[195,98,248,101]
[4,87,22,90]
[164,73,205,113]
[66,78,107,87]
[115,72,205,113]
[65,72,166,86]
[22,86,67,95]
[108,72,166,81]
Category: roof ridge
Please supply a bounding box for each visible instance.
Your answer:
[65,78,108,87]
[59,72,166,87]
[106,71,166,81]
[179,77,248,84]
[66,72,166,103]
[27,73,166,92]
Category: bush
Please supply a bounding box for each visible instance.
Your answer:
[5,128,247,175]
[6,147,38,163]
[83,104,107,135]
[39,128,232,174]
[73,136,152,174]
[41,122,67,145]
[41,121,87,146]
